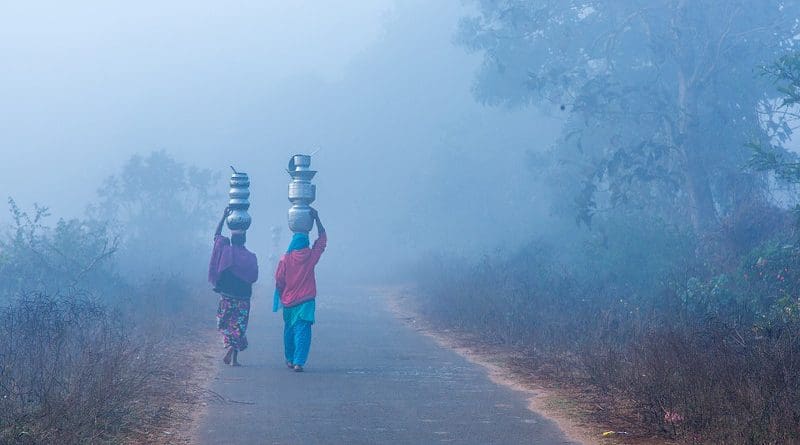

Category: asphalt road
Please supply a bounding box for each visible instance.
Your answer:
[196,288,578,445]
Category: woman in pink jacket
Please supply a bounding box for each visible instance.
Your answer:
[274,208,326,372]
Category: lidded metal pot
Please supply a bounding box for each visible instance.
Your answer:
[226,169,252,231]
[287,154,316,233]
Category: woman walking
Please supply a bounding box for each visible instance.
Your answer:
[209,207,259,366]
[274,208,326,372]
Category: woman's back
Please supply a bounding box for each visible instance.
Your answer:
[275,232,327,307]
[214,269,253,299]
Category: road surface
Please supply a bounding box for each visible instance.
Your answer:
[196,288,578,445]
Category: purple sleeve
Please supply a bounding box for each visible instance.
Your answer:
[208,235,231,285]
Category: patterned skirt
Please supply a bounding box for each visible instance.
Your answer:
[216,296,250,351]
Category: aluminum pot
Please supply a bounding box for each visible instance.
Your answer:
[288,169,316,181]
[288,154,312,171]
[229,187,250,200]
[286,155,317,233]
[226,171,252,230]
[230,173,250,185]
[288,182,316,202]
[227,210,252,231]
[288,206,313,233]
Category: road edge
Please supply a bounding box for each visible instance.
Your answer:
[383,288,603,445]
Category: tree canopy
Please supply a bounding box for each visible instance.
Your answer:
[93,150,221,277]
[459,1,800,232]
[750,52,800,184]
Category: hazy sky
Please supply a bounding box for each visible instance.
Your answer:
[0,1,392,214]
[0,1,562,280]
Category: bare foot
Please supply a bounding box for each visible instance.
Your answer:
[223,348,233,365]
[231,349,241,366]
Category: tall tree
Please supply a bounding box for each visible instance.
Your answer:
[93,151,221,277]
[459,1,800,232]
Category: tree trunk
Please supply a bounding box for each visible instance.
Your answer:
[676,68,717,235]
[684,155,717,234]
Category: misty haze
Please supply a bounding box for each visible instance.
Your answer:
[1,1,800,444]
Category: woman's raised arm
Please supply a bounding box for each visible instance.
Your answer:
[215,207,231,237]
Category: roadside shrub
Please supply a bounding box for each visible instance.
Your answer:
[0,294,170,444]
[413,209,800,443]
[0,198,121,303]
[0,152,214,443]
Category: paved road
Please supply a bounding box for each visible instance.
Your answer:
[196,288,577,445]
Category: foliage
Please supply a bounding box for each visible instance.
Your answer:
[749,52,800,185]
[93,150,222,278]
[459,1,800,232]
[0,199,120,301]
[0,152,214,443]
[739,240,800,327]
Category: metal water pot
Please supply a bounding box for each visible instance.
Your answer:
[286,154,317,233]
[227,171,252,231]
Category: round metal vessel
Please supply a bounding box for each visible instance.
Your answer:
[228,199,250,210]
[226,171,252,231]
[227,210,252,231]
[229,188,250,200]
[288,206,314,233]
[288,155,312,171]
[286,154,317,233]
[230,173,250,187]
[288,182,316,202]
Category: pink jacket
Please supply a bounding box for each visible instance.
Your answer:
[275,232,327,307]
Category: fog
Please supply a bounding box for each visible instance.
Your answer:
[0,0,561,282]
[5,2,800,442]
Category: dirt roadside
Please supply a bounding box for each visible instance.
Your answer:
[387,290,676,445]
[125,327,220,445]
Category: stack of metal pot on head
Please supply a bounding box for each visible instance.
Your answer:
[226,168,252,231]
[286,154,317,234]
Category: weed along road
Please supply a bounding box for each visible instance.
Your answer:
[196,288,578,445]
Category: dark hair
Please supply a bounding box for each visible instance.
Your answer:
[231,232,246,246]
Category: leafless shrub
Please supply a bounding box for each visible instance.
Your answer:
[0,293,188,444]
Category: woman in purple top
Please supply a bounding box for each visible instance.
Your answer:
[208,207,259,366]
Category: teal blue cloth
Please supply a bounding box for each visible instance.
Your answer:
[286,233,309,251]
[272,288,282,312]
[273,233,312,312]
[284,319,312,366]
[283,299,315,326]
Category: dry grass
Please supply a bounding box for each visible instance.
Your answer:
[410,247,800,444]
[0,292,213,445]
